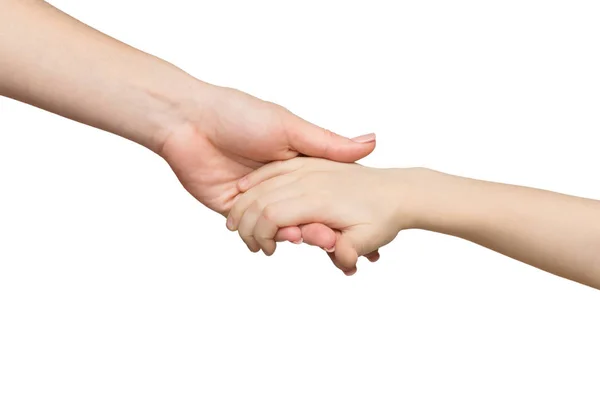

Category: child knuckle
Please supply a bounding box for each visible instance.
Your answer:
[262,205,278,222]
[250,199,264,213]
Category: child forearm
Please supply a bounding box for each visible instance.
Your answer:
[403,168,600,289]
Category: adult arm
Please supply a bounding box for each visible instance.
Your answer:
[0,0,376,246]
[0,0,186,152]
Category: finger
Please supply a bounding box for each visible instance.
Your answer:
[331,234,359,274]
[328,247,379,275]
[238,207,268,253]
[364,250,380,262]
[284,112,376,163]
[300,223,336,251]
[324,231,348,274]
[237,159,304,193]
[326,252,357,277]
[238,186,303,256]
[273,223,335,248]
[242,236,261,253]
[274,226,302,244]
[228,174,299,231]
[327,252,350,275]
[253,195,327,256]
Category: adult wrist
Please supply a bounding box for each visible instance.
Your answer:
[146,66,216,156]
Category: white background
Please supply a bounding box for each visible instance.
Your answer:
[1,1,599,399]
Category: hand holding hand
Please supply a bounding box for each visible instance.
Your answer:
[228,158,420,275]
[158,84,376,246]
[0,0,378,255]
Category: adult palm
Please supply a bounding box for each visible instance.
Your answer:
[159,85,376,249]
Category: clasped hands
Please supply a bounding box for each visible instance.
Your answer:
[159,84,407,275]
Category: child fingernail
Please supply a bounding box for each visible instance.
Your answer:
[292,239,303,244]
[351,133,376,143]
[324,246,335,253]
[238,177,249,190]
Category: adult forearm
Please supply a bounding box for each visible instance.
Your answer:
[0,0,205,153]
[407,169,600,289]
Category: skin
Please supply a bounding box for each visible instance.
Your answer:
[0,0,376,247]
[228,158,600,290]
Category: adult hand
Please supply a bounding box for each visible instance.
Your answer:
[0,1,375,251]
[159,84,376,251]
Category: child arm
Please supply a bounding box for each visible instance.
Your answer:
[230,159,600,288]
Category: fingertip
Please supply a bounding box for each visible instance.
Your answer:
[332,133,377,163]
[326,251,352,275]
[300,223,336,249]
[365,250,380,263]
[351,133,376,144]
[226,215,236,231]
[246,242,260,253]
[237,176,250,192]
[274,226,302,243]
[261,241,277,256]
[287,114,377,162]
[334,237,359,270]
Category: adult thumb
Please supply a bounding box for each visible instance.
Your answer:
[285,113,376,163]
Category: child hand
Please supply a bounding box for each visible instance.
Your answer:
[226,158,418,275]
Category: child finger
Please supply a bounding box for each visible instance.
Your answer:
[241,235,261,253]
[332,234,359,273]
[364,250,380,262]
[227,174,299,231]
[238,186,304,255]
[252,195,328,256]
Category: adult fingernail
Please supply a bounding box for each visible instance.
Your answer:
[226,216,234,231]
[324,246,335,253]
[351,133,376,143]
